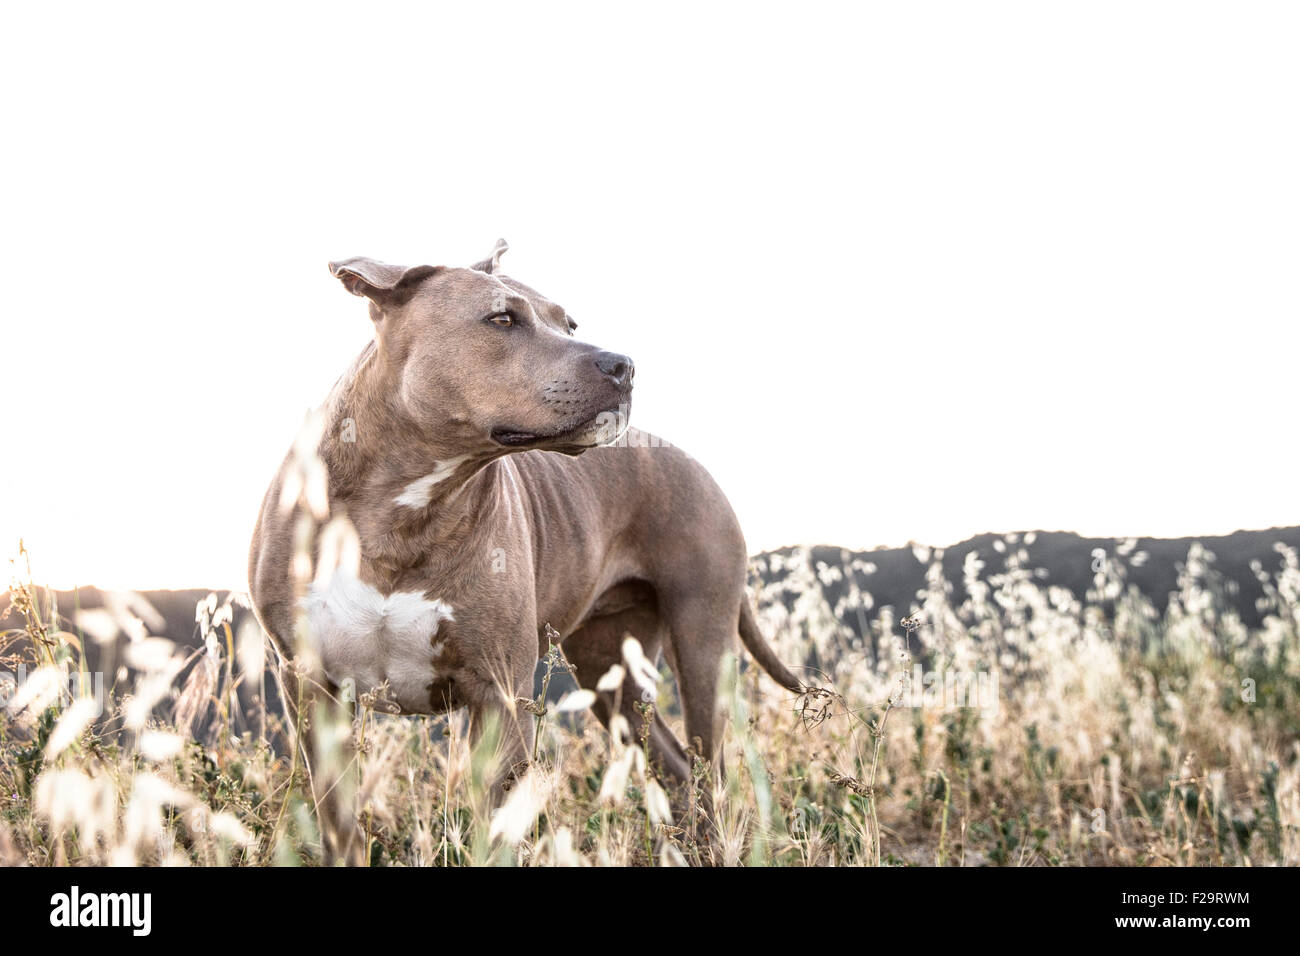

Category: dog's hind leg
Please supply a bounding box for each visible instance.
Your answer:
[563,606,691,786]
[658,591,736,772]
[647,588,744,865]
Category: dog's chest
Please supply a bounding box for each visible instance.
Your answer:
[301,568,455,715]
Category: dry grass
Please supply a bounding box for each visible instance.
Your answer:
[1,532,1297,866]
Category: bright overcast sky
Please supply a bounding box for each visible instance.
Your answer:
[3,2,1297,590]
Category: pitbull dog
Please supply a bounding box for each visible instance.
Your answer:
[247,240,803,862]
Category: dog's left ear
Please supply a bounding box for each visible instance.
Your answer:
[471,238,509,275]
[328,257,437,302]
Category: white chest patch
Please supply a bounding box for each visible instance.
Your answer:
[394,455,470,508]
[301,568,455,714]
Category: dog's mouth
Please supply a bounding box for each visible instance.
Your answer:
[491,406,628,451]
[490,428,550,447]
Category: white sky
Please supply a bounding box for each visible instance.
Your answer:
[3,2,1297,590]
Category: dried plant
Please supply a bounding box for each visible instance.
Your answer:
[1,532,1297,867]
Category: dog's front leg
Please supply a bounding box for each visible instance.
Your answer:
[463,647,538,803]
[468,704,534,805]
[277,662,365,866]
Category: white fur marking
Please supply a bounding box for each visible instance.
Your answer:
[394,455,469,508]
[301,568,455,714]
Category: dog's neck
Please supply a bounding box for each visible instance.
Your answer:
[317,343,504,570]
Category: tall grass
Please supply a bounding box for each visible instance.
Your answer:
[1,532,1297,866]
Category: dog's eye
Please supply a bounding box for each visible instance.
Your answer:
[567,319,578,335]
[488,313,513,328]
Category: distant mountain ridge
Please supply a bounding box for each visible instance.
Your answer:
[754,525,1300,635]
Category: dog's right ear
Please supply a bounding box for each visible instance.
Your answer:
[471,238,509,275]
[328,257,438,302]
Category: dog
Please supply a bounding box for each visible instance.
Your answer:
[247,240,804,862]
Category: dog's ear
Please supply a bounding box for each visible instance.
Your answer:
[328,257,437,301]
[470,238,509,275]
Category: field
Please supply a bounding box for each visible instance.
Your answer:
[2,535,1298,867]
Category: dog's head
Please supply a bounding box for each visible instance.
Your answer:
[328,241,632,457]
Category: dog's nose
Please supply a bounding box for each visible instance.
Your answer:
[594,350,634,388]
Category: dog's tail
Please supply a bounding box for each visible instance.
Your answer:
[738,599,805,693]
